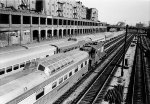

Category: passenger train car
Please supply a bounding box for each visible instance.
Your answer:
[0,45,57,79]
[0,34,105,79]
[0,50,89,104]
[0,38,105,104]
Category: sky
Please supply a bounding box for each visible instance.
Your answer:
[79,0,150,26]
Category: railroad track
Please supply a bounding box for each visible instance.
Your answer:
[105,33,125,48]
[125,35,148,104]
[142,35,150,50]
[72,34,133,104]
[140,35,148,50]
[144,49,150,103]
[53,34,134,104]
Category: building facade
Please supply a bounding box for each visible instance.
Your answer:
[0,0,106,47]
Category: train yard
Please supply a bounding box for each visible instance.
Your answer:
[52,32,150,104]
[125,35,150,104]
[0,31,150,104]
[0,0,149,103]
[53,32,134,104]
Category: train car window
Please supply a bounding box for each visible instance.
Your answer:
[69,72,72,77]
[59,77,63,84]
[81,63,83,68]
[64,75,68,80]
[51,69,55,73]
[36,88,44,100]
[0,68,5,75]
[13,64,19,70]
[75,68,78,73]
[52,82,57,89]
[38,65,45,71]
[6,66,12,73]
[20,63,25,68]
[85,61,87,65]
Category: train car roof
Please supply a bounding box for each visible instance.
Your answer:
[0,45,56,68]
[0,50,89,104]
[0,39,66,55]
[39,50,88,68]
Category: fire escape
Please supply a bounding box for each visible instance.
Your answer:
[57,1,65,17]
[19,0,29,10]
[73,6,77,19]
[92,11,96,21]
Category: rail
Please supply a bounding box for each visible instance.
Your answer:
[53,34,133,104]
[74,34,133,104]
[125,35,148,104]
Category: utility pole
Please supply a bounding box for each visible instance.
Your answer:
[121,25,128,76]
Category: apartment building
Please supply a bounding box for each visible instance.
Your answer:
[86,8,98,21]
[0,0,104,47]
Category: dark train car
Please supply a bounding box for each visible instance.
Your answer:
[80,41,106,70]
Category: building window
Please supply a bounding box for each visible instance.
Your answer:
[52,82,57,89]
[12,15,21,24]
[23,16,30,24]
[59,19,62,25]
[36,88,44,100]
[63,20,67,25]
[0,14,9,24]
[32,17,39,24]
[40,18,46,25]
[47,18,52,25]
[53,19,58,25]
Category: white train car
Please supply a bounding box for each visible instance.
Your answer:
[0,34,106,79]
[0,45,57,79]
[0,50,89,104]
